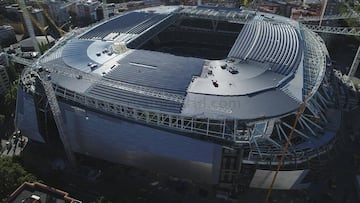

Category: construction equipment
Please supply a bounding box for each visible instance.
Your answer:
[319,0,328,26]
[348,46,360,78]
[297,12,359,22]
[60,1,76,10]
[17,0,54,50]
[35,0,66,36]
[17,67,77,168]
[264,96,310,203]
[17,0,40,52]
[304,24,360,36]
[243,0,248,6]
[37,68,77,168]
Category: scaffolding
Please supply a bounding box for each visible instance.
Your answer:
[34,69,76,167]
[18,0,40,52]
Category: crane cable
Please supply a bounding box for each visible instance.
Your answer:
[264,95,310,203]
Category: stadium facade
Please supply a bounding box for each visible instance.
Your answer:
[15,6,341,190]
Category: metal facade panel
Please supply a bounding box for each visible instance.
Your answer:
[182,89,300,120]
[188,66,285,96]
[250,169,307,189]
[62,39,95,72]
[229,21,301,76]
[107,50,204,92]
[15,88,45,143]
[87,84,182,113]
[85,50,204,112]
[61,103,222,183]
[79,12,166,39]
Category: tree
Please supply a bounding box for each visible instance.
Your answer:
[39,42,49,54]
[0,156,37,201]
[91,196,113,203]
[6,63,18,82]
[4,83,17,116]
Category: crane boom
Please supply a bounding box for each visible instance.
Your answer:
[304,24,360,36]
[35,0,66,36]
[348,46,360,78]
[297,12,359,22]
[17,0,40,52]
[38,69,77,167]
[264,97,309,203]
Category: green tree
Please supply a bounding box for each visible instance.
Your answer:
[91,196,113,203]
[4,83,17,115]
[6,63,17,82]
[0,156,37,201]
[39,42,50,55]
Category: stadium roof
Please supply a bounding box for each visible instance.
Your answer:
[38,5,327,120]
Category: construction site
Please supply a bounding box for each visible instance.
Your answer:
[2,1,360,202]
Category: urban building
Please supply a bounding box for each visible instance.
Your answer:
[5,4,48,35]
[16,6,340,191]
[19,35,55,52]
[68,0,101,21]
[7,182,81,203]
[0,25,17,48]
[30,0,70,25]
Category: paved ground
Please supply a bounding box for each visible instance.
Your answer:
[0,134,28,157]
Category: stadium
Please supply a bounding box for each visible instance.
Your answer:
[15,5,340,190]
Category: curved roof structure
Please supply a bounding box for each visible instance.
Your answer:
[38,5,328,120]
[18,5,339,176]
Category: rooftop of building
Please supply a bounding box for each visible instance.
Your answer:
[7,182,81,203]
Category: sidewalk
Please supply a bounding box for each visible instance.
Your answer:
[1,135,28,157]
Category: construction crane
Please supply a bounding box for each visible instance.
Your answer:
[24,7,51,44]
[37,68,77,168]
[17,0,40,52]
[60,1,76,9]
[12,60,77,168]
[319,0,328,26]
[304,24,360,36]
[348,46,360,78]
[35,0,67,36]
[297,12,359,22]
[344,1,360,23]
[17,0,57,52]
[243,0,248,6]
[264,96,309,203]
